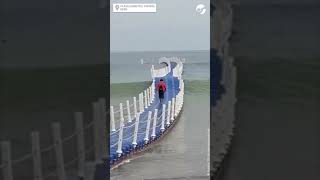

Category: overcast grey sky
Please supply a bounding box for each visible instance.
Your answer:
[110,0,210,52]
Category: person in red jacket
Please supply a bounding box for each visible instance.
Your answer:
[156,79,167,103]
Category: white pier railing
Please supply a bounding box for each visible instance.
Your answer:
[110,57,185,162]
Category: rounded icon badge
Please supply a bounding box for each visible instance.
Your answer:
[115,4,120,11]
[196,4,206,15]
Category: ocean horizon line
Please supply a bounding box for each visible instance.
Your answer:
[110,49,210,54]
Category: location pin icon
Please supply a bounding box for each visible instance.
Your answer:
[115,5,119,11]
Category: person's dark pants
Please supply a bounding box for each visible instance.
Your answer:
[159,91,164,103]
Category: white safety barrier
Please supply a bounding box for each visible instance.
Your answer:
[139,93,144,113]
[133,97,137,118]
[126,100,132,123]
[161,104,166,132]
[132,113,140,148]
[151,109,158,139]
[171,98,175,121]
[116,117,125,156]
[166,101,171,126]
[144,90,148,109]
[144,111,152,143]
[110,106,116,132]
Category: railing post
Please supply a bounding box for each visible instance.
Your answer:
[181,81,184,109]
[119,103,124,122]
[110,106,116,132]
[142,93,145,111]
[52,122,66,180]
[146,88,150,106]
[152,79,155,100]
[147,86,151,106]
[152,85,154,101]
[148,87,151,104]
[166,101,171,126]
[75,112,85,180]
[116,118,124,156]
[161,104,166,132]
[171,97,175,121]
[126,100,132,123]
[179,92,182,111]
[139,93,144,112]
[1,141,13,180]
[144,111,152,143]
[151,109,158,139]
[31,131,43,180]
[144,90,148,109]
[175,94,179,117]
[149,87,152,104]
[132,113,140,148]
[138,94,141,113]
[133,97,137,118]
[93,102,102,162]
